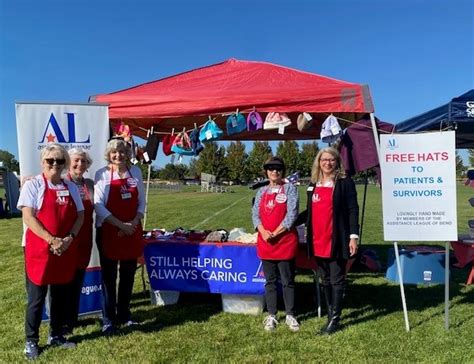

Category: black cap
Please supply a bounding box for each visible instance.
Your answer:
[263,156,285,170]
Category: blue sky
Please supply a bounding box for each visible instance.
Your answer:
[1,0,473,166]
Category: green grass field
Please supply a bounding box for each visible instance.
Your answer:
[0,184,473,363]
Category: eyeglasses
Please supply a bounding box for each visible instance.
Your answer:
[320,158,336,163]
[44,158,65,166]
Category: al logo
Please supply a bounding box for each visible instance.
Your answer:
[39,112,90,144]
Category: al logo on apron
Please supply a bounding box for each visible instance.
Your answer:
[101,166,144,260]
[25,175,78,285]
[257,184,297,260]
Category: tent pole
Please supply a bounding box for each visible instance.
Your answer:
[369,113,381,161]
[143,127,153,230]
[359,171,368,247]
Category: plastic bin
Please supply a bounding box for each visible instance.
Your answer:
[385,246,447,285]
[150,289,180,306]
[221,294,264,315]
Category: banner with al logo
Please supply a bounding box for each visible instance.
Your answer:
[15,101,109,317]
[15,102,108,181]
[380,131,457,241]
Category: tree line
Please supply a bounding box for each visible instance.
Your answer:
[0,146,470,182]
[152,141,319,182]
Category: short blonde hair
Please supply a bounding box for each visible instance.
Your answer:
[310,147,345,184]
[104,138,132,162]
[68,148,93,167]
[40,143,70,170]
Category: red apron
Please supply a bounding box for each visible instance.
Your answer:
[72,176,94,269]
[101,166,144,260]
[257,185,298,260]
[312,186,333,258]
[25,175,78,285]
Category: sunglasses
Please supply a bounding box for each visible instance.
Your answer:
[44,158,66,166]
[266,166,283,172]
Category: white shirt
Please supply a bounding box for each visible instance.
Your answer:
[17,174,85,246]
[94,165,146,227]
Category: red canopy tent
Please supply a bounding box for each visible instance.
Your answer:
[90,58,375,141]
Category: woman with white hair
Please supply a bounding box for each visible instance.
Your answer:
[17,143,84,359]
[94,138,145,335]
[63,148,94,335]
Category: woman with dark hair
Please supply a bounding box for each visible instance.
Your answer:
[17,143,84,359]
[251,156,300,332]
[94,138,145,335]
[303,146,359,335]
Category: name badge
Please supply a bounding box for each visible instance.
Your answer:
[275,193,287,203]
[307,186,314,192]
[121,192,132,199]
[56,190,70,197]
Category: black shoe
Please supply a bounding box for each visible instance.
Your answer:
[47,335,76,348]
[102,323,116,336]
[24,341,39,360]
[324,317,341,335]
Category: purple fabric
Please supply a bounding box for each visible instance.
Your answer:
[340,118,394,180]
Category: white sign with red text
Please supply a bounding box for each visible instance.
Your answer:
[380,131,457,241]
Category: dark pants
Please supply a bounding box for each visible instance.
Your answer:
[25,277,68,342]
[315,257,347,287]
[65,268,86,330]
[96,228,137,326]
[315,257,347,323]
[261,259,296,316]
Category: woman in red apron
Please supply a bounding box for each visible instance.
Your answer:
[64,148,95,334]
[94,138,145,335]
[18,143,84,360]
[251,156,300,332]
[302,147,359,335]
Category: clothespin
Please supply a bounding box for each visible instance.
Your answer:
[194,123,198,130]
[171,128,175,136]
[253,106,256,112]
[236,108,239,115]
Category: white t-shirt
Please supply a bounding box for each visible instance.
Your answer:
[94,165,146,227]
[17,174,85,246]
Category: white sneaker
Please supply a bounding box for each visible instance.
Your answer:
[263,315,278,331]
[285,315,300,332]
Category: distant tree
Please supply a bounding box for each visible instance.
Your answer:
[226,141,249,183]
[150,166,160,179]
[197,142,227,180]
[299,142,319,177]
[136,162,154,180]
[0,150,19,172]
[468,149,474,167]
[456,150,467,178]
[188,158,199,179]
[158,163,189,180]
[276,141,300,175]
[247,141,272,180]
